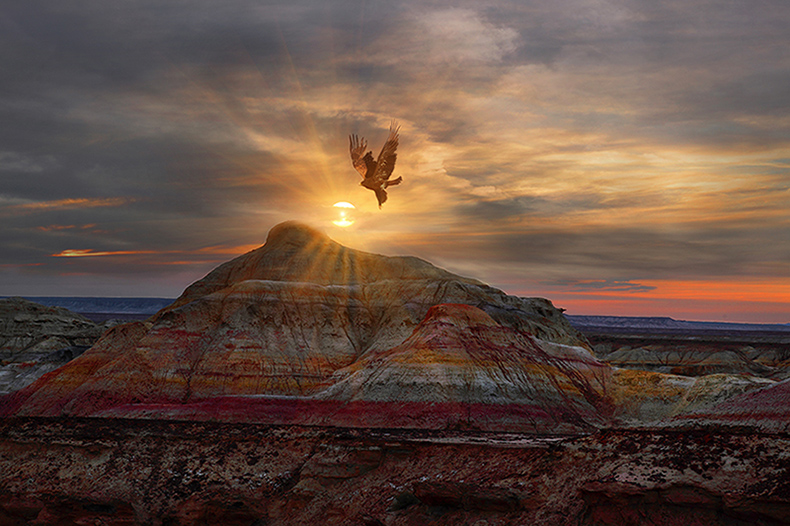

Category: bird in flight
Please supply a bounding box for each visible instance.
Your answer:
[349,121,402,208]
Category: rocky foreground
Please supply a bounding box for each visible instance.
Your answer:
[0,418,787,526]
[1,221,789,524]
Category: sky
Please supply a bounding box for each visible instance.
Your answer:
[1,0,789,323]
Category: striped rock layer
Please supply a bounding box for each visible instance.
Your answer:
[1,222,609,432]
[5,221,780,433]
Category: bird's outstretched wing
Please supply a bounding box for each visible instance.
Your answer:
[371,121,399,181]
[349,134,370,178]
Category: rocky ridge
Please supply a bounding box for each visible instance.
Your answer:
[609,368,776,425]
[594,339,789,378]
[0,298,104,395]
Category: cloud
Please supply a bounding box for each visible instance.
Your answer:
[415,8,519,64]
[0,152,59,173]
[541,279,657,293]
[51,249,157,258]
[3,197,133,216]
[36,224,97,232]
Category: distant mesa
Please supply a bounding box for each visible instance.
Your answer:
[1,221,786,434]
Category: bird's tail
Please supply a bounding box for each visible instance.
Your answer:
[385,176,402,188]
[375,188,387,208]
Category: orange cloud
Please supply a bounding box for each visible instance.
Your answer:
[52,249,157,258]
[36,224,98,232]
[50,244,259,259]
[5,198,132,216]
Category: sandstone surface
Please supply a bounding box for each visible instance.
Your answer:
[0,298,103,395]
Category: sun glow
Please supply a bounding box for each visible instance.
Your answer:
[332,202,355,227]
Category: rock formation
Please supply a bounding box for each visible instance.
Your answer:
[3,221,786,436]
[0,298,103,395]
[4,221,785,435]
[2,222,601,433]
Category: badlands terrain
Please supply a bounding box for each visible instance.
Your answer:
[0,298,105,396]
[1,221,788,525]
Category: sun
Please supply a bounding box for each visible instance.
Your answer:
[332,202,355,227]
